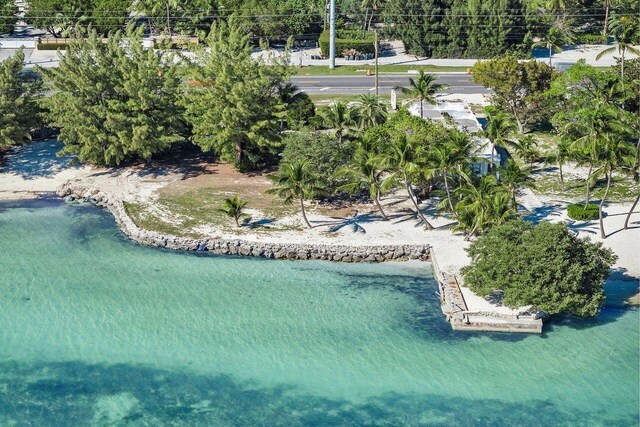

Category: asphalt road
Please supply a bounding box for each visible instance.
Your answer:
[291,73,489,95]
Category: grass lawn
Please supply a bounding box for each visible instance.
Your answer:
[532,170,639,203]
[294,64,470,76]
[123,163,301,237]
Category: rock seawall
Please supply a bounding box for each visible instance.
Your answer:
[58,183,431,262]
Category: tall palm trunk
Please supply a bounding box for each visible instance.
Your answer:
[374,189,389,220]
[559,160,565,191]
[443,173,455,213]
[584,163,593,209]
[599,171,612,239]
[419,99,424,119]
[300,197,312,228]
[624,193,639,229]
[465,221,480,241]
[405,177,433,229]
[621,48,625,80]
[549,45,553,66]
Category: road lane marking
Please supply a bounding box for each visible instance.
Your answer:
[319,87,331,91]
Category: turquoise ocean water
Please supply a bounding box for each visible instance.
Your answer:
[0,199,638,426]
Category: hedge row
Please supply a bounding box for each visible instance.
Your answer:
[567,203,599,221]
[37,43,69,50]
[574,33,610,45]
[318,30,376,57]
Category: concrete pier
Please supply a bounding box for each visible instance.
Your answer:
[432,252,543,334]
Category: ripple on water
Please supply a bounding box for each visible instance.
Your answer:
[0,200,638,426]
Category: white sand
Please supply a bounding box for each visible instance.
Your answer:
[2,141,638,315]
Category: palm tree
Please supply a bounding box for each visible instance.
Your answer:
[354,94,388,130]
[555,139,572,191]
[424,143,468,214]
[218,194,249,227]
[535,25,571,66]
[560,103,620,209]
[394,71,449,119]
[336,148,391,220]
[268,161,324,229]
[596,14,640,80]
[624,137,640,229]
[484,109,516,170]
[319,102,359,144]
[453,175,515,239]
[511,135,540,169]
[498,160,535,209]
[386,134,434,229]
[591,134,637,238]
[361,0,386,30]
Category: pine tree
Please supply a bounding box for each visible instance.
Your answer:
[0,49,43,147]
[183,19,291,170]
[41,26,186,165]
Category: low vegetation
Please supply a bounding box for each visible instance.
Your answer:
[462,219,617,317]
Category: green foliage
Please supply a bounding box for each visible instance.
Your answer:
[41,26,186,166]
[472,56,557,132]
[453,175,516,236]
[462,219,617,317]
[567,203,599,221]
[183,19,291,171]
[280,131,354,194]
[268,160,324,228]
[224,0,323,41]
[395,71,448,119]
[0,49,43,147]
[133,0,219,35]
[318,102,359,144]
[218,194,249,227]
[574,33,608,45]
[336,139,393,219]
[318,30,376,56]
[383,0,533,58]
[353,94,387,130]
[25,0,130,37]
[0,0,17,34]
[279,84,316,130]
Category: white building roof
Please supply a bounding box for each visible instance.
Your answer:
[405,100,499,164]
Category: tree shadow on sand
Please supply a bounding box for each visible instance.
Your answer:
[0,139,79,179]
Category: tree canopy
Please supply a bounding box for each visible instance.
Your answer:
[462,219,617,317]
[0,49,43,147]
[182,19,291,170]
[472,56,557,133]
[41,25,187,165]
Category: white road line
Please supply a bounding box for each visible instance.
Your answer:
[319,87,330,91]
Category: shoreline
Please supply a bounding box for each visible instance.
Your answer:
[56,187,432,263]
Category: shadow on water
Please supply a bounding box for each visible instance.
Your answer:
[0,360,635,427]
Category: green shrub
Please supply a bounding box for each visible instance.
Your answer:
[574,34,609,45]
[318,30,376,57]
[567,203,599,221]
[280,130,354,195]
[461,219,616,317]
[37,43,69,50]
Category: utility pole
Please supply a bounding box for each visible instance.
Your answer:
[329,0,336,69]
[374,29,379,95]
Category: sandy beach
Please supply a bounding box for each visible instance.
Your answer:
[1,140,638,315]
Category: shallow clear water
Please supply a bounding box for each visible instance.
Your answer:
[0,200,638,426]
